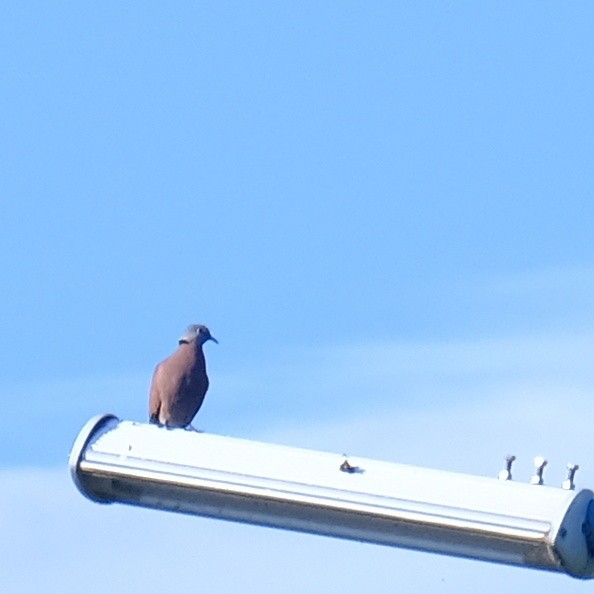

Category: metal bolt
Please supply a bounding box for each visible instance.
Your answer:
[562,463,579,490]
[498,455,516,481]
[339,456,363,474]
[530,456,548,485]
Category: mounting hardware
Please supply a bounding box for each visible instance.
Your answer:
[531,456,548,485]
[562,464,579,491]
[498,454,516,481]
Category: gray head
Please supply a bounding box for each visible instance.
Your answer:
[178,324,218,346]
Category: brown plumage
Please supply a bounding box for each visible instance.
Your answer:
[149,324,217,428]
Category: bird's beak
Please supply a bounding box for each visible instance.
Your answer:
[209,336,219,344]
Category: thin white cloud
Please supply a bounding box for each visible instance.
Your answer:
[471,262,594,298]
[207,330,594,435]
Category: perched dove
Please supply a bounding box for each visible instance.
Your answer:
[149,324,217,429]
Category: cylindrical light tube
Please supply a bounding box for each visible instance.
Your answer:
[69,414,594,579]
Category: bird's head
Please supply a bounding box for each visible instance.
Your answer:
[178,324,218,346]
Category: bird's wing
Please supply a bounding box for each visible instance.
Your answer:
[172,364,209,425]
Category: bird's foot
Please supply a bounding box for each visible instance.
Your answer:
[185,424,204,433]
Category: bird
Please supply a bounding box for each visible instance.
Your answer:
[149,324,218,429]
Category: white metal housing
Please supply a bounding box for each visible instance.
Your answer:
[69,414,594,579]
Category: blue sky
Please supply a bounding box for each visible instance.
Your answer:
[2,2,594,592]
